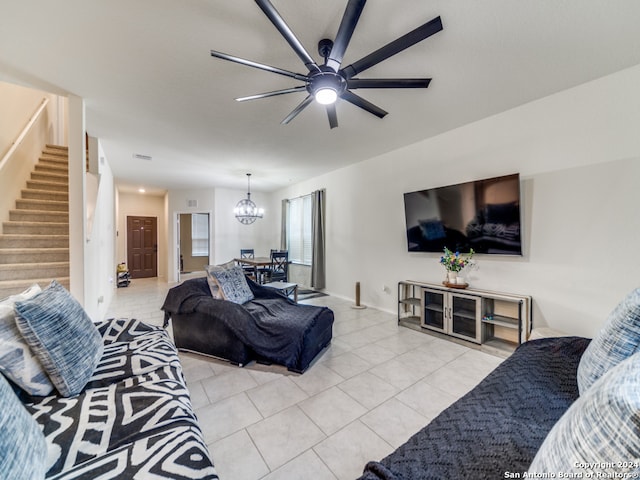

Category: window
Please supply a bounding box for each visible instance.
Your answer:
[287,195,312,265]
[191,213,209,257]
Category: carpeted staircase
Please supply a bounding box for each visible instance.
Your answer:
[0,145,70,298]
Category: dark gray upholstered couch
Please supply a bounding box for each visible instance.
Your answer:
[162,277,334,373]
[358,336,590,480]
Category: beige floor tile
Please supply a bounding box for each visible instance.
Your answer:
[247,406,326,470]
[196,392,263,445]
[321,352,372,379]
[361,398,428,448]
[299,387,367,435]
[261,449,337,480]
[314,421,393,480]
[201,369,259,403]
[395,379,459,422]
[352,343,397,366]
[368,358,428,390]
[337,371,399,410]
[247,376,309,418]
[290,364,345,396]
[187,380,210,410]
[210,429,269,480]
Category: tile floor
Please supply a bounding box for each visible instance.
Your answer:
[106,277,505,480]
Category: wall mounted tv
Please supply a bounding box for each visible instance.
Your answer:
[403,173,522,255]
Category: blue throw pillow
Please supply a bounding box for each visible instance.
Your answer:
[0,373,48,479]
[529,351,640,476]
[577,288,640,394]
[0,284,55,396]
[14,280,104,397]
[209,265,254,304]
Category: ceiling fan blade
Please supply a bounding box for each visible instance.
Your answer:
[341,16,443,78]
[281,95,314,124]
[341,90,388,118]
[236,86,307,102]
[348,78,431,89]
[327,104,338,129]
[210,50,308,81]
[326,0,367,72]
[255,0,321,73]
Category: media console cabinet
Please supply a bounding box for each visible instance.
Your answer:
[398,280,532,353]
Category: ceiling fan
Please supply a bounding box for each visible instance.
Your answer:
[210,0,443,129]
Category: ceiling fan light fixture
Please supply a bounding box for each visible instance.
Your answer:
[315,87,338,105]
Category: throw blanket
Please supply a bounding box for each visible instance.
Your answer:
[359,336,590,480]
[162,277,331,370]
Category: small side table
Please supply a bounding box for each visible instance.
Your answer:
[263,281,298,302]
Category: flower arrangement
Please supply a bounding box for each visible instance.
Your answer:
[440,247,475,273]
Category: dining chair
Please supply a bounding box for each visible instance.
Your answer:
[266,250,288,283]
[239,249,256,278]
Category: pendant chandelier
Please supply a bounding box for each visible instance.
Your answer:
[234,173,264,225]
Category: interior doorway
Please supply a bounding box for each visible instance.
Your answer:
[178,213,210,280]
[127,216,158,278]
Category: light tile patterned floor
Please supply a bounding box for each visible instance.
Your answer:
[106,277,504,480]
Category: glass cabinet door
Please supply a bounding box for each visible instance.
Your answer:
[422,289,446,332]
[450,293,481,343]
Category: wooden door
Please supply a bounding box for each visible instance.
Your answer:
[127,216,157,278]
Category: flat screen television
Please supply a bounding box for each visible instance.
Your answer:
[403,173,522,255]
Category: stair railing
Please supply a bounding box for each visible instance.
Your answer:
[0,97,49,173]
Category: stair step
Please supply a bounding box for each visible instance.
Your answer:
[43,147,68,159]
[0,262,69,281]
[0,234,69,248]
[39,155,68,166]
[45,144,68,152]
[0,277,70,299]
[2,222,68,235]
[0,248,69,264]
[31,171,68,184]
[35,163,68,175]
[26,180,68,193]
[9,209,69,223]
[15,199,69,212]
[21,189,68,201]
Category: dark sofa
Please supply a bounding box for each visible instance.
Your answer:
[162,277,334,373]
[358,336,590,480]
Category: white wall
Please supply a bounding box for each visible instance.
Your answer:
[116,191,168,279]
[274,64,640,338]
[167,188,215,283]
[165,186,276,282]
[0,82,64,224]
[83,140,115,321]
[213,188,276,264]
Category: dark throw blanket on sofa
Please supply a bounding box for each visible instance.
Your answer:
[162,277,332,370]
[358,336,590,480]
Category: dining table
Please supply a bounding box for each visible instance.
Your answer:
[234,257,273,283]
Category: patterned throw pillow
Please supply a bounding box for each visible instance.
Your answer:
[208,264,254,304]
[577,288,640,394]
[14,280,104,397]
[205,261,240,299]
[0,373,48,479]
[529,351,640,476]
[0,284,55,396]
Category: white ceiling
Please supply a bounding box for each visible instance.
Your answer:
[2,0,640,193]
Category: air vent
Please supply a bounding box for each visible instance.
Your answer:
[187,199,198,208]
[133,153,152,161]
